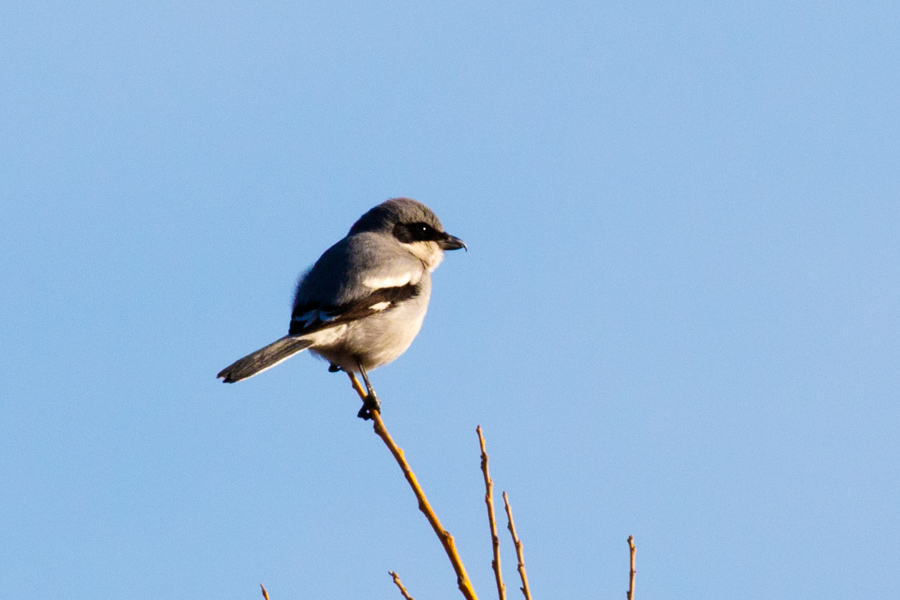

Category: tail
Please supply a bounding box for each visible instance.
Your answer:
[217,336,313,383]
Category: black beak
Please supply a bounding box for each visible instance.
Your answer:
[439,233,467,252]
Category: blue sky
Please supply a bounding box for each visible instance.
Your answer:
[2,1,899,598]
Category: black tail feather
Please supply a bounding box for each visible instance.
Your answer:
[217,336,312,383]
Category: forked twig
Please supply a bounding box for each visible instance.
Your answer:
[627,536,636,600]
[260,583,270,600]
[477,426,506,600]
[502,492,532,600]
[347,372,479,600]
[389,571,416,600]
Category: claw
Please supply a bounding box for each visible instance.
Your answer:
[354,359,382,420]
[356,393,381,420]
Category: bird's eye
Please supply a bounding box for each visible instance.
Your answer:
[410,222,438,241]
[393,222,440,243]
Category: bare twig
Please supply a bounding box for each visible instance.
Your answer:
[260,583,270,600]
[627,536,636,600]
[477,426,506,600]
[502,492,532,600]
[347,372,479,600]
[389,571,416,600]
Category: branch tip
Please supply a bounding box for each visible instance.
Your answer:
[502,491,532,600]
[477,426,506,600]
[389,571,416,600]
[627,535,636,600]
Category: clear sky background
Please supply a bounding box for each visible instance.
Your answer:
[2,2,899,599]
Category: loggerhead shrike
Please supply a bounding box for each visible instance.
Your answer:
[217,198,466,419]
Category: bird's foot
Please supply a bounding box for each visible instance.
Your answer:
[357,392,381,420]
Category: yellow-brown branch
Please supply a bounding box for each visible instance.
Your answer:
[627,535,636,600]
[260,583,270,600]
[502,492,532,600]
[347,372,479,600]
[389,571,416,600]
[477,425,506,600]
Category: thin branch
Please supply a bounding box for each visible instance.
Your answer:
[626,536,636,600]
[389,571,416,600]
[477,426,506,600]
[502,492,532,600]
[260,583,270,600]
[347,372,479,600]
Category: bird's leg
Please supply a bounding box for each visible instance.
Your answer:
[356,360,381,420]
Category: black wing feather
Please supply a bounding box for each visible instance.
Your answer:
[288,283,420,336]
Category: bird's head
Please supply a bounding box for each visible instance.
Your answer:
[349,198,466,271]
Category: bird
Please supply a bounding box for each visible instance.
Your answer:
[217,197,466,419]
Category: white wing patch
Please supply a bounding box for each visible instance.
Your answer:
[362,272,416,289]
[368,301,391,311]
